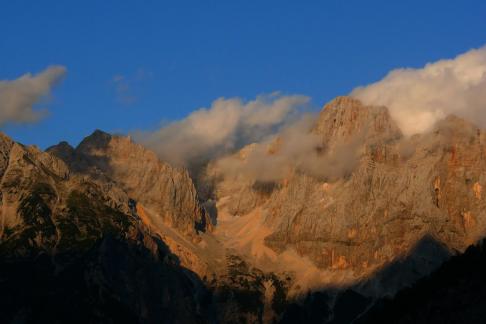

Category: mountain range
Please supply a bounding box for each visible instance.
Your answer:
[1,96,486,323]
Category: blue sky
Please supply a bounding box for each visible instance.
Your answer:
[1,0,486,148]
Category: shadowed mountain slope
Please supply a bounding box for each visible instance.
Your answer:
[357,238,486,324]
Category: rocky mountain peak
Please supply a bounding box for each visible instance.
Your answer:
[314,96,402,148]
[48,130,211,237]
[46,141,75,165]
[76,129,113,154]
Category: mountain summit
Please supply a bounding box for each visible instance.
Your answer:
[48,130,211,237]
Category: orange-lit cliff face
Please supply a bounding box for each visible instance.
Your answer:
[0,130,216,323]
[48,129,211,238]
[204,96,486,295]
[41,97,486,294]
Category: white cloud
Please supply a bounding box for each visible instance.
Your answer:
[135,93,310,167]
[351,45,486,136]
[212,115,361,182]
[0,66,66,126]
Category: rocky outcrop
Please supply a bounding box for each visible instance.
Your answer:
[313,96,402,150]
[48,130,211,237]
[0,132,212,323]
[0,132,296,323]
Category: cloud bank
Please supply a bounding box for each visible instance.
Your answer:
[351,45,486,136]
[139,47,486,181]
[212,115,361,182]
[0,66,66,126]
[136,93,310,167]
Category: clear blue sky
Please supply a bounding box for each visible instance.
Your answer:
[1,0,486,148]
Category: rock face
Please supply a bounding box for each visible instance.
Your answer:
[313,96,402,149]
[208,96,486,294]
[48,130,210,237]
[0,132,293,323]
[0,133,208,323]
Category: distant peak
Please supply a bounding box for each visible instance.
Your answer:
[90,129,112,139]
[323,96,364,111]
[55,141,73,149]
[314,96,402,145]
[76,129,113,151]
[46,140,74,152]
[46,140,76,164]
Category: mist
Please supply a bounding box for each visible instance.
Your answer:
[135,93,310,168]
[351,45,486,136]
[211,115,361,182]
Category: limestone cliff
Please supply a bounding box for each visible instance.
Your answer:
[206,96,486,296]
[0,132,210,323]
[48,130,211,237]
